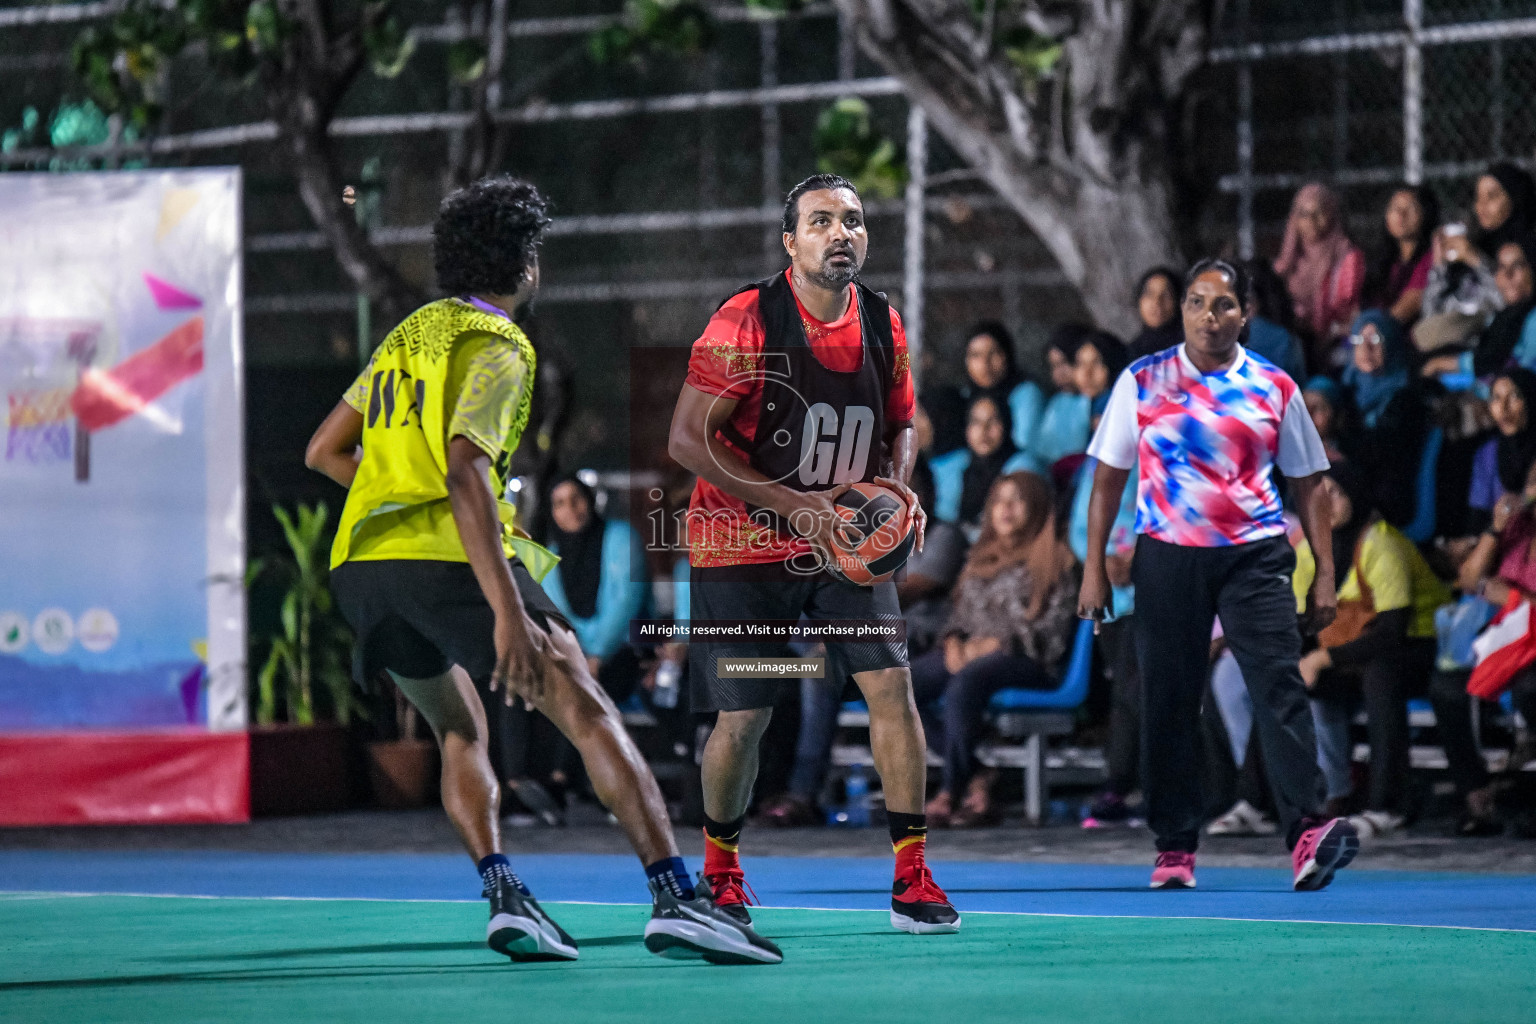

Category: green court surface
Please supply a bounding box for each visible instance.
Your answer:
[2,895,1533,1023]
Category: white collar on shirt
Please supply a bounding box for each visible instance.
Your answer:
[1177,341,1247,379]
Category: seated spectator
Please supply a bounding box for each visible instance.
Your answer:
[1299,466,1450,837]
[1026,325,1094,468]
[1362,184,1439,325]
[1416,221,1503,357]
[1274,182,1366,370]
[1422,237,1536,378]
[542,475,650,700]
[1072,329,1130,431]
[1342,310,1410,430]
[1471,162,1536,262]
[1343,309,1434,526]
[1303,376,1350,464]
[1127,267,1184,359]
[1243,260,1308,382]
[926,321,1042,457]
[1429,459,1536,837]
[931,394,1017,533]
[1466,369,1536,533]
[913,472,1077,827]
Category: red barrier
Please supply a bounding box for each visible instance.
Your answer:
[0,730,249,825]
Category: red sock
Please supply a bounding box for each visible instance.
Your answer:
[702,814,743,881]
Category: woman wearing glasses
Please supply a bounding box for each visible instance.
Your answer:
[1077,259,1360,893]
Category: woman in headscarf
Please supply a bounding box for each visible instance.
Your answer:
[1472,162,1536,261]
[542,475,650,696]
[929,394,1017,533]
[1422,236,1536,379]
[1340,309,1410,430]
[1342,309,1433,527]
[1072,330,1130,430]
[1362,184,1440,325]
[1300,464,1450,838]
[1128,267,1185,360]
[1274,182,1367,369]
[924,321,1042,457]
[1465,369,1536,532]
[911,472,1079,827]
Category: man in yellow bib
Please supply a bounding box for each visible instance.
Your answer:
[305,177,780,966]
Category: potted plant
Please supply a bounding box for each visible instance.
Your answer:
[366,678,440,809]
[247,502,364,816]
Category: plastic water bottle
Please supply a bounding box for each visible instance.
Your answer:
[653,658,682,709]
[843,765,871,828]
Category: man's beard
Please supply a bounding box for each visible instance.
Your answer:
[807,250,861,289]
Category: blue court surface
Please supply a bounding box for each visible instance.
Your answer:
[3,848,1534,931]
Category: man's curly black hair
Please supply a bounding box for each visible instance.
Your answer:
[432,176,552,296]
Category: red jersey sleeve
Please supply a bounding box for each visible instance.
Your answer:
[886,306,916,425]
[684,290,765,399]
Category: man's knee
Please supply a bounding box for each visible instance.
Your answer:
[856,667,918,719]
[712,707,774,747]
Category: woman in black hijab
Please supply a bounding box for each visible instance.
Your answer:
[1473,163,1536,262]
[1128,267,1186,359]
[548,475,605,622]
[958,394,1017,527]
[1496,368,1536,496]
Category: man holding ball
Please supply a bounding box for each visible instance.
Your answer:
[668,174,959,936]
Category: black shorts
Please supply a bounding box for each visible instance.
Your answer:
[330,557,572,685]
[688,561,908,713]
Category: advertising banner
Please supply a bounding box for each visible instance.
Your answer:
[0,169,245,733]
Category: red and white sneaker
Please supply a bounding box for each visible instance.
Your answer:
[1292,817,1359,892]
[891,849,961,934]
[1150,851,1196,889]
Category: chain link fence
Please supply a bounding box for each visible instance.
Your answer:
[1215,1,1536,255]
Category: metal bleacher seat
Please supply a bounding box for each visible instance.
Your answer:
[836,617,1097,824]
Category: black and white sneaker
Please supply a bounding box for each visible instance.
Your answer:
[485,873,579,962]
[643,884,783,965]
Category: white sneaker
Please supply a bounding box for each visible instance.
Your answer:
[1206,799,1278,836]
[1347,809,1405,840]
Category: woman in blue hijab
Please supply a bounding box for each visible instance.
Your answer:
[1340,309,1409,430]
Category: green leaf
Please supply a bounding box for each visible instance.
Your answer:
[256,643,284,726]
[245,1,283,54]
[447,39,487,84]
[281,590,299,643]
[813,98,907,199]
[366,16,416,78]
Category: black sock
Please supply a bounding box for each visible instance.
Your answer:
[703,813,745,847]
[888,811,927,849]
[477,853,530,897]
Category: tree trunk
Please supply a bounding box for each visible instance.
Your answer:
[836,0,1206,339]
[274,95,423,327]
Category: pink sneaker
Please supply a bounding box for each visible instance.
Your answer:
[1292,817,1360,892]
[1150,851,1196,889]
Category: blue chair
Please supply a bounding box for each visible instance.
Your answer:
[987,617,1096,822]
[1402,427,1443,545]
[989,617,1097,713]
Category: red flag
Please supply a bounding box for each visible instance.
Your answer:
[1468,592,1536,700]
[70,317,204,432]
